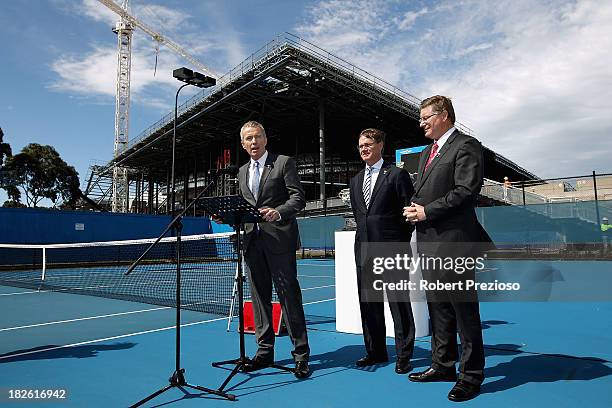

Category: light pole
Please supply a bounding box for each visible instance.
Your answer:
[171,67,216,215]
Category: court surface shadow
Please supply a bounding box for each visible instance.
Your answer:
[0,342,136,363]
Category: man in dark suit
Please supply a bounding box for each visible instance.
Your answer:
[237,120,310,379]
[403,96,492,401]
[350,128,416,374]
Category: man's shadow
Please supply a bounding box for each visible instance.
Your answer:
[304,314,336,327]
[481,320,512,330]
[276,320,513,372]
[0,343,136,363]
[277,344,431,372]
[482,343,612,394]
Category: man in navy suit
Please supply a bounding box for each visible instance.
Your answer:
[350,128,416,374]
[404,96,492,401]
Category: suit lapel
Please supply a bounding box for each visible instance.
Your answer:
[355,169,367,211]
[415,145,431,190]
[240,162,256,205]
[416,130,459,194]
[256,153,276,204]
[369,162,390,207]
[428,131,456,172]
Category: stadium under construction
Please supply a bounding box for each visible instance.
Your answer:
[84,33,537,215]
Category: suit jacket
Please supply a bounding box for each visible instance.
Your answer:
[238,152,305,254]
[350,162,415,244]
[412,130,492,251]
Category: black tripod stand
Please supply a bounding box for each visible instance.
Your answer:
[125,180,236,407]
[199,196,294,393]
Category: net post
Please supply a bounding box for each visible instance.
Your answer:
[42,247,46,281]
[227,261,239,331]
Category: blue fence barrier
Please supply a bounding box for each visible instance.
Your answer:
[0,208,212,244]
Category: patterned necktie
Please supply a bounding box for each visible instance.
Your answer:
[424,141,439,171]
[363,167,372,208]
[251,161,260,199]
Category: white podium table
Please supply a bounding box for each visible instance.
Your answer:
[335,230,429,338]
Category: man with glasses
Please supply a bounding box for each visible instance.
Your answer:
[403,95,492,401]
[350,128,416,374]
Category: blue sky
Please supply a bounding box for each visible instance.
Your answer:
[1,0,611,203]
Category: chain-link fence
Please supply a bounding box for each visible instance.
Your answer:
[479,172,612,259]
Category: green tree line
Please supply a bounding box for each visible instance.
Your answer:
[0,127,81,209]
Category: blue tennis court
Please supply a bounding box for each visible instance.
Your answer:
[1,259,611,407]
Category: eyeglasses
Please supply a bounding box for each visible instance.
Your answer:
[357,142,378,151]
[419,111,443,124]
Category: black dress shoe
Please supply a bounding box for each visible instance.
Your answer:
[408,367,457,382]
[242,357,272,372]
[294,360,311,379]
[448,380,480,402]
[355,355,388,367]
[395,359,412,374]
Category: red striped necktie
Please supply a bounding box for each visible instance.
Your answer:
[424,141,439,171]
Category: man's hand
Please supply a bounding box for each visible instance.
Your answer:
[403,202,426,224]
[259,207,280,222]
[211,214,224,224]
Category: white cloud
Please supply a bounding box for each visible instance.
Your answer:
[49,40,187,109]
[427,0,612,177]
[452,42,493,59]
[296,0,612,177]
[76,0,229,74]
[76,0,118,26]
[295,0,409,84]
[297,0,389,49]
[75,0,191,31]
[396,7,428,31]
[49,0,246,100]
[135,3,191,32]
[49,0,219,111]
[49,45,117,97]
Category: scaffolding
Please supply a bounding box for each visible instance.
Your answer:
[86,33,531,215]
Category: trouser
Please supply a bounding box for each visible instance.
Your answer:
[424,269,485,385]
[244,239,309,362]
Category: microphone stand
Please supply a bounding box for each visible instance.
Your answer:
[125,174,237,407]
[207,182,294,394]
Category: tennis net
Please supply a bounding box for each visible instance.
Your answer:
[0,232,246,316]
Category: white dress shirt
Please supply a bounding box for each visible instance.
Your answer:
[248,150,268,196]
[435,126,456,150]
[363,157,384,198]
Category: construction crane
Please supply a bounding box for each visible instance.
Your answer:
[97,0,217,212]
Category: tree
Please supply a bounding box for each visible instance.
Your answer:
[0,127,18,205]
[53,162,81,209]
[0,127,11,167]
[2,199,26,208]
[5,143,81,208]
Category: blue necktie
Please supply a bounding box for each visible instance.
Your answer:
[363,167,372,208]
[251,161,260,199]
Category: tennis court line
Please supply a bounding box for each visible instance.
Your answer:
[303,298,335,305]
[0,293,335,333]
[0,289,57,296]
[298,263,334,267]
[0,316,228,361]
[301,285,335,291]
[0,306,172,332]
[0,298,335,361]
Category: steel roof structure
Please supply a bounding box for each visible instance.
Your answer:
[86,33,536,213]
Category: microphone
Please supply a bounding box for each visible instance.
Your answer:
[209,165,239,177]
